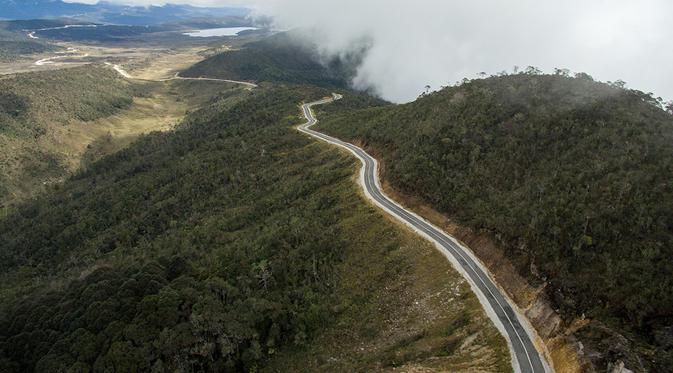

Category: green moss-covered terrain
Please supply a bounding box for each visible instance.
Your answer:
[317,72,673,371]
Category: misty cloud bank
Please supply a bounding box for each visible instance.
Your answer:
[252,0,673,103]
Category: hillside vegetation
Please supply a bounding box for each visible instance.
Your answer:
[0,65,141,208]
[318,73,673,371]
[0,66,137,128]
[0,22,58,61]
[0,40,56,61]
[0,86,509,372]
[182,32,359,88]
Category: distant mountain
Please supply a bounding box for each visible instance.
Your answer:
[0,0,95,20]
[0,0,250,25]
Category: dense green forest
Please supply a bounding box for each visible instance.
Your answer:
[0,65,142,209]
[181,32,360,88]
[0,40,56,61]
[0,85,509,372]
[317,72,673,371]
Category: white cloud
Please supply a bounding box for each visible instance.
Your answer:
[252,0,673,103]
[73,0,673,103]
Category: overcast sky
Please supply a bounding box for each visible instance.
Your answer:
[96,0,673,103]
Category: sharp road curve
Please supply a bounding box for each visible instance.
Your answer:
[298,95,550,373]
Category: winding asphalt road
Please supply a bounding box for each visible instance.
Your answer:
[298,95,549,373]
[103,58,547,372]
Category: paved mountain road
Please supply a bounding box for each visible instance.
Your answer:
[298,95,550,373]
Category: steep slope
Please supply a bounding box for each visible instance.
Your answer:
[317,73,673,371]
[181,32,360,88]
[0,86,510,372]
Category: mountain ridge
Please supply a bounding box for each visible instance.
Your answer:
[316,72,673,372]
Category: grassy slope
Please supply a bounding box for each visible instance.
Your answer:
[0,66,245,210]
[181,32,358,88]
[317,73,673,371]
[0,65,139,208]
[0,85,510,372]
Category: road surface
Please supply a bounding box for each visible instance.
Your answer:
[104,62,257,88]
[298,95,550,373]
[29,48,257,89]
[34,48,89,66]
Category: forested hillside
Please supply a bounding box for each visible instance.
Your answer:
[318,72,673,371]
[0,65,142,209]
[0,21,58,61]
[0,85,509,372]
[0,40,56,61]
[181,32,359,88]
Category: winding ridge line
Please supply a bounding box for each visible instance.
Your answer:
[298,95,551,373]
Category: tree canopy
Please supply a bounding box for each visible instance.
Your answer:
[318,73,673,371]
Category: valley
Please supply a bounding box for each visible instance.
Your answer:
[0,20,267,211]
[0,61,251,211]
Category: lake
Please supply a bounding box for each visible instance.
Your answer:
[183,27,258,37]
